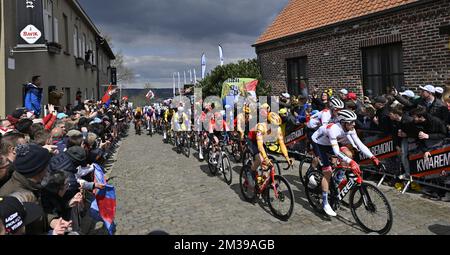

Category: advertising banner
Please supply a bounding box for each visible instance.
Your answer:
[409,146,450,179]
[16,0,46,46]
[359,136,400,165]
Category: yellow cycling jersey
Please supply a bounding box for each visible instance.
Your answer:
[173,112,190,131]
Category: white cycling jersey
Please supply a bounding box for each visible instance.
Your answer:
[312,123,374,164]
[307,109,332,130]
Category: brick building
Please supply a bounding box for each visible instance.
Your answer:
[254,0,450,98]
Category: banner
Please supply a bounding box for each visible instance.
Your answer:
[145,90,155,100]
[193,69,197,84]
[221,78,253,107]
[201,53,206,79]
[359,136,400,165]
[172,73,176,97]
[409,146,450,179]
[16,0,45,46]
[219,45,224,66]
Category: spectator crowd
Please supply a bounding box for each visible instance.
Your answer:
[1,86,130,235]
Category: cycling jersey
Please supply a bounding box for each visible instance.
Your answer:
[312,123,374,164]
[307,109,331,130]
[173,112,190,131]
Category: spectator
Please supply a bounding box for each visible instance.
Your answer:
[0,155,11,188]
[311,91,330,111]
[393,89,418,112]
[48,87,64,112]
[435,87,444,100]
[29,123,44,140]
[409,107,447,154]
[0,196,44,235]
[338,89,348,101]
[32,130,52,147]
[15,119,33,136]
[24,76,43,117]
[0,132,27,162]
[0,144,70,235]
[372,96,393,134]
[66,130,84,148]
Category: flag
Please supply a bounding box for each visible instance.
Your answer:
[245,79,259,92]
[218,44,224,66]
[101,84,116,107]
[122,96,129,101]
[201,53,206,79]
[172,73,176,97]
[146,90,155,100]
[189,69,193,83]
[177,72,181,95]
[184,71,187,85]
[90,164,116,235]
[193,69,197,84]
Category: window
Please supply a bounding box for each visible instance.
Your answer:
[73,26,78,57]
[63,14,69,52]
[85,88,88,100]
[362,43,404,97]
[43,0,58,43]
[63,88,71,107]
[90,41,94,64]
[91,88,95,100]
[81,33,86,60]
[286,57,308,97]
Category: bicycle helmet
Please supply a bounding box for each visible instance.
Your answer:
[330,98,345,109]
[337,110,357,123]
[268,112,282,126]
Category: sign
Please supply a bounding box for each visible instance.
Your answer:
[16,0,45,46]
[8,58,15,70]
[20,25,42,44]
[409,146,450,179]
[285,125,306,146]
[110,67,117,85]
[359,136,400,165]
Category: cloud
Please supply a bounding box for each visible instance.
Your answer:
[78,0,289,88]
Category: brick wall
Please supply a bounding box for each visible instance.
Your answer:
[255,0,450,97]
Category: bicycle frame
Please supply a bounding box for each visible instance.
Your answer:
[256,165,279,198]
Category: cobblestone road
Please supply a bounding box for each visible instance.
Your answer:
[108,131,450,235]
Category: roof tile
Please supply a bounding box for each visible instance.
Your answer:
[256,0,417,45]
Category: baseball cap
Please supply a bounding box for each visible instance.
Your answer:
[347,92,357,101]
[419,85,436,94]
[435,87,444,94]
[0,196,43,234]
[57,113,68,120]
[339,89,349,95]
[399,90,415,98]
[281,93,291,99]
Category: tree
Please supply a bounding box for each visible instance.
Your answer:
[198,59,270,97]
[103,35,135,86]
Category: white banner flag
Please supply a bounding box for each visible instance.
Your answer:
[218,44,224,66]
[177,72,181,95]
[193,69,197,84]
[201,53,206,79]
[184,71,187,85]
[189,69,193,83]
[172,73,176,97]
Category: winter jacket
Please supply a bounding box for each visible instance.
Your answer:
[0,171,55,235]
[24,83,43,116]
[396,95,449,124]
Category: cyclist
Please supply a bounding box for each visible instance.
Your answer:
[236,104,253,141]
[307,98,345,168]
[311,109,380,217]
[163,105,175,142]
[134,107,144,135]
[173,106,191,151]
[246,109,293,186]
[208,111,230,165]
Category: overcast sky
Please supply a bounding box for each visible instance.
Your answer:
[78,0,289,88]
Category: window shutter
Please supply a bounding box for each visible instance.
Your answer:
[53,18,59,43]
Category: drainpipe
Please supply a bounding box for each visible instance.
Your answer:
[0,0,6,118]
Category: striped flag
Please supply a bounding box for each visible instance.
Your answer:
[146,90,155,100]
[90,164,116,235]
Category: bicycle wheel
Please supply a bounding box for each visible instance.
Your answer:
[299,158,314,187]
[268,155,282,176]
[267,175,295,221]
[239,166,257,202]
[221,153,232,185]
[349,182,393,235]
[184,135,191,158]
[208,150,218,175]
[232,142,242,162]
[304,169,324,213]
